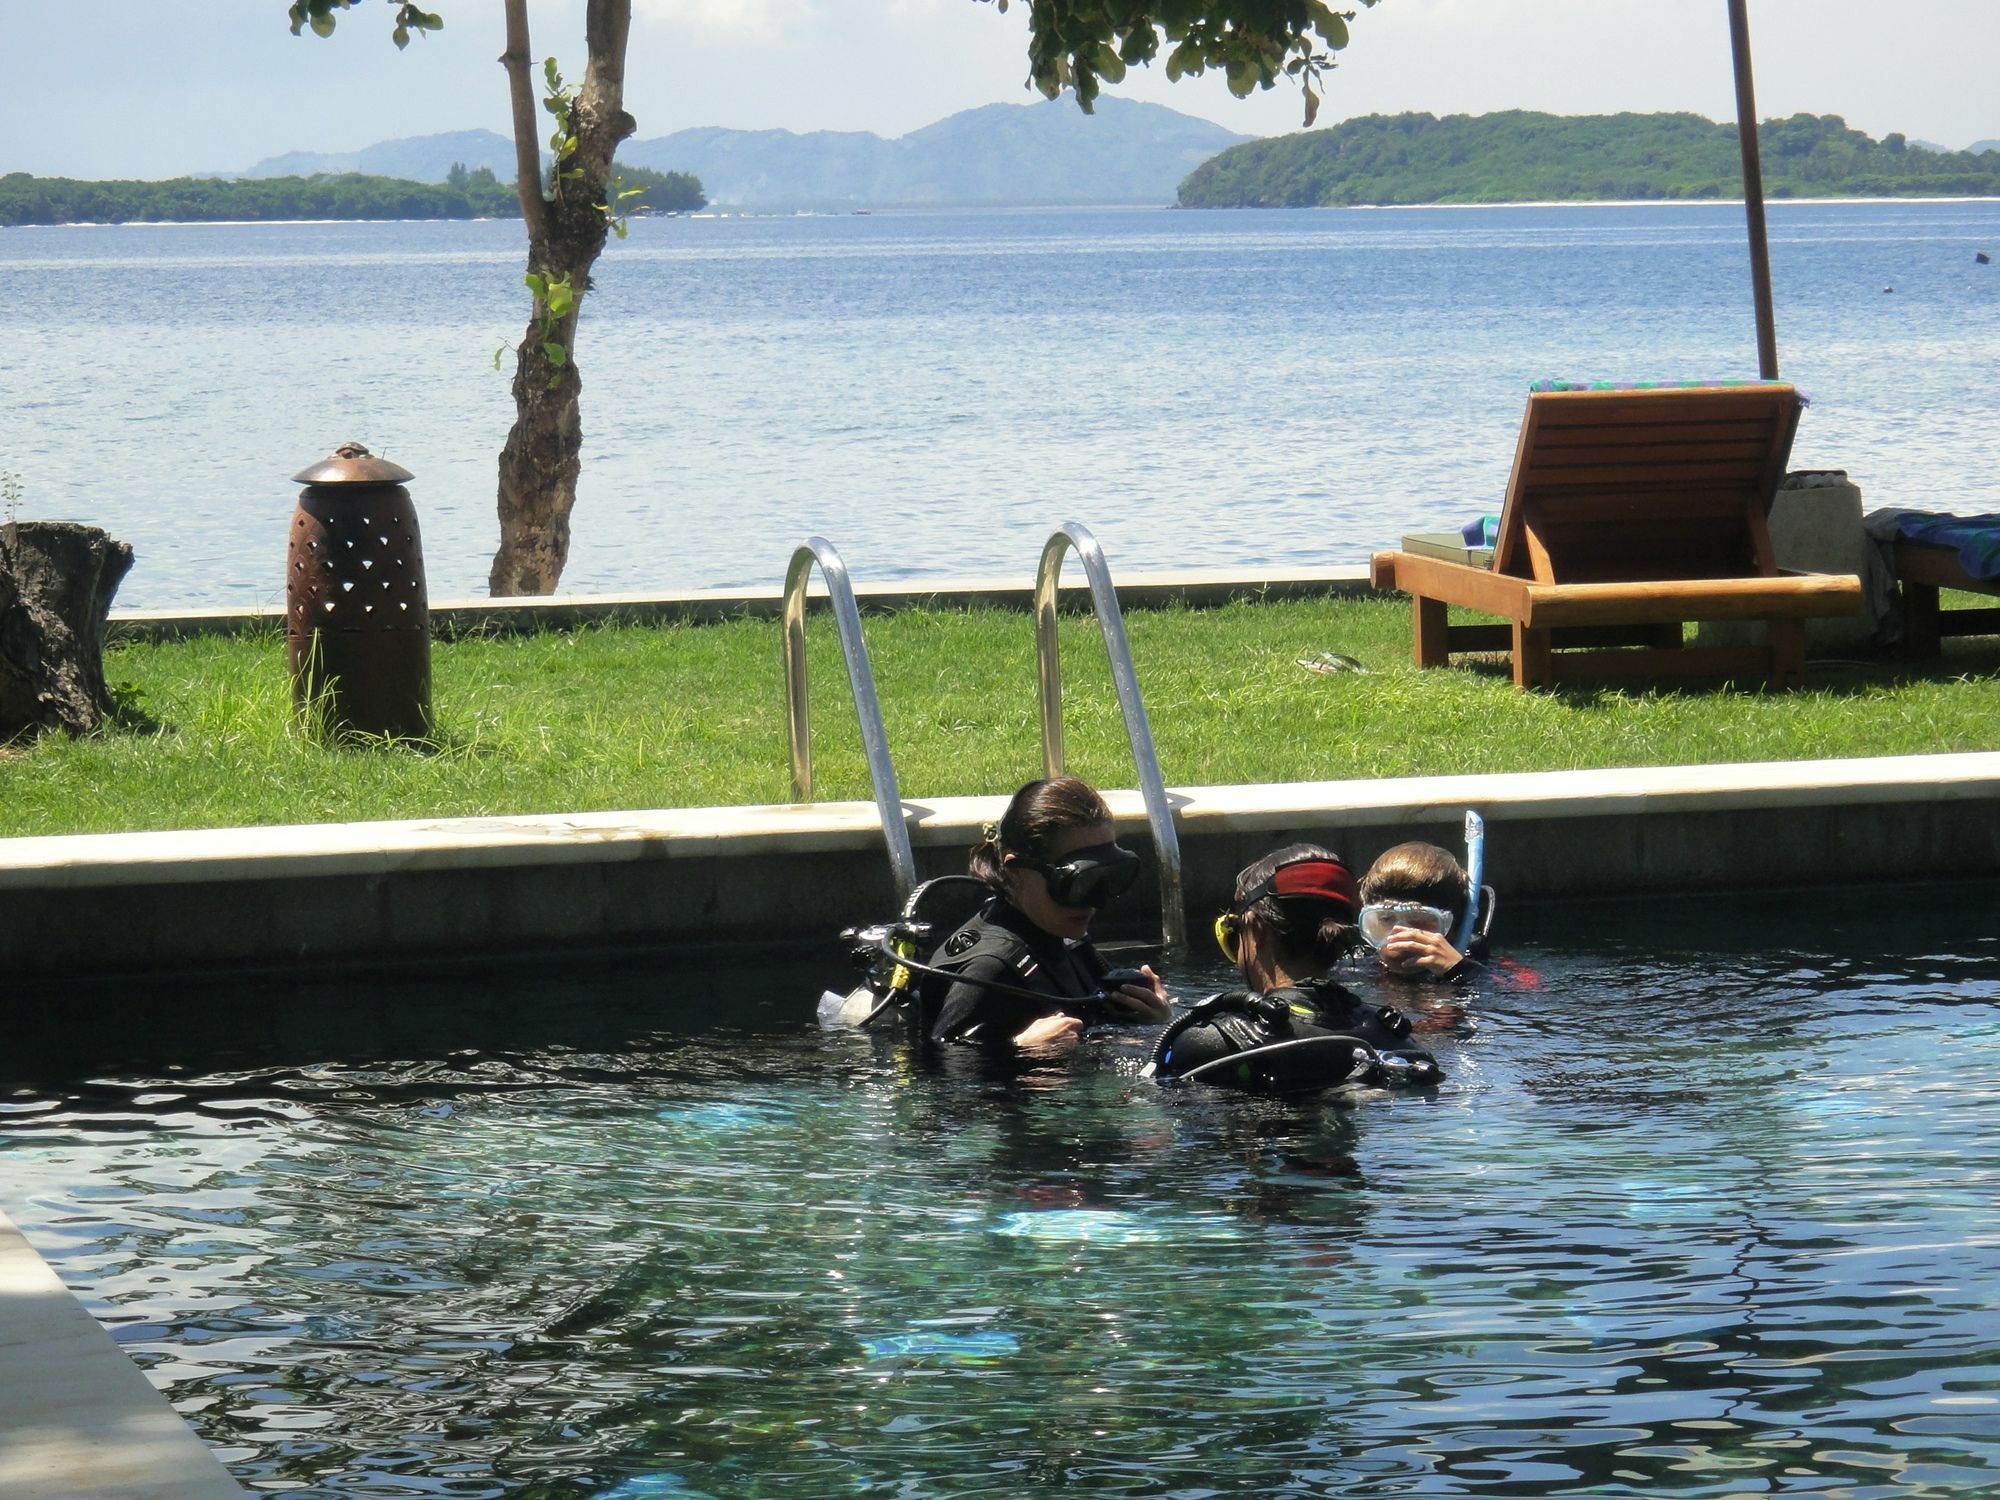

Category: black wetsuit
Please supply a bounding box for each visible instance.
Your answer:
[1148,976,1440,1093]
[1406,942,1486,987]
[924,898,1109,1046]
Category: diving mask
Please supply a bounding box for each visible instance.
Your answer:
[1019,841,1141,910]
[1359,902,1456,951]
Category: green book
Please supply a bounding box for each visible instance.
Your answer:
[1400,532,1494,569]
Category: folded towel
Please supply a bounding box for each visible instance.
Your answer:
[1866,509,2000,583]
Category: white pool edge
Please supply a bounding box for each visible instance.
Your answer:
[0,1210,242,1498]
[2,752,1996,892]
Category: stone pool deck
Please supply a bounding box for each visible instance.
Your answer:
[5,751,1998,980]
[0,1211,240,1498]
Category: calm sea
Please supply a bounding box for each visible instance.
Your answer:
[3,200,1997,609]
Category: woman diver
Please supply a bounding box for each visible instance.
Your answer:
[924,777,1171,1052]
[1146,844,1441,1094]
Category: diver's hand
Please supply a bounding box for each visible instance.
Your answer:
[1107,964,1171,1021]
[1014,1013,1084,1050]
[1381,927,1463,976]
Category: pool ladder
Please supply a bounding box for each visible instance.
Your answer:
[781,523,1186,950]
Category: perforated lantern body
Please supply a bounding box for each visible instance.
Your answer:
[285,445,432,739]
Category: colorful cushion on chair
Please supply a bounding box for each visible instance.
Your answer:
[1531,378,1807,404]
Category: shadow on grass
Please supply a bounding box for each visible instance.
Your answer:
[309,724,496,760]
[1440,641,2000,705]
[106,681,162,733]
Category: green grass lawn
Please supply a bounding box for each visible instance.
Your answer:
[4,594,1998,839]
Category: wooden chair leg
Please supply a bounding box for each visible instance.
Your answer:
[1767,617,1806,689]
[1413,595,1450,668]
[1903,581,1942,658]
[1511,621,1552,689]
[1649,622,1685,649]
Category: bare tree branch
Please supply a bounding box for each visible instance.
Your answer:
[500,0,547,244]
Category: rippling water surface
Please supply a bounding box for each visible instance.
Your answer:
[3,200,1997,607]
[5,884,2000,1496]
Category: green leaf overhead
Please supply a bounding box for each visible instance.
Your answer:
[977,0,1378,124]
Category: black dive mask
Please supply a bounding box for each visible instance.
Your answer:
[1021,841,1141,910]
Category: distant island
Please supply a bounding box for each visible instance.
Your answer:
[0,163,705,228]
[13,105,1996,226]
[1178,111,2000,208]
[224,99,1251,212]
[618,98,1250,210]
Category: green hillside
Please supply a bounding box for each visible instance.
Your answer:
[1178,110,2000,207]
[0,164,704,228]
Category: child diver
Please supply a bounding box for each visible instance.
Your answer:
[1358,812,1493,985]
[1145,845,1440,1095]
[922,777,1171,1052]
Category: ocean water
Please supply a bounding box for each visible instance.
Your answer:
[5,882,2000,1495]
[2,200,1997,609]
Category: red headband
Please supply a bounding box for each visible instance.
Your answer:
[1244,858,1359,919]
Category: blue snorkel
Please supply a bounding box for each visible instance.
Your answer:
[1454,810,1485,953]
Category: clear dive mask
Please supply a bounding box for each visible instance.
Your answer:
[1358,902,1456,951]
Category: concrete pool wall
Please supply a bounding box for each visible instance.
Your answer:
[5,752,1998,982]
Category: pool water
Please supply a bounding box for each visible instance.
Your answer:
[5,885,2000,1497]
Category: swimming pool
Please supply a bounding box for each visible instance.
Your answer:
[5,883,1999,1496]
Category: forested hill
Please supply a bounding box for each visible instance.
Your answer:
[1177,111,2000,208]
[0,164,705,228]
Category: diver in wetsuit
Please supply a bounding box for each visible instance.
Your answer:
[1146,844,1440,1094]
[1359,838,1488,986]
[925,777,1171,1052]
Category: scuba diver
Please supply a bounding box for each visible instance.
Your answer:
[1145,844,1441,1096]
[825,777,1170,1053]
[926,777,1170,1050]
[1358,811,1495,985]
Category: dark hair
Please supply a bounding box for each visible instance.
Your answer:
[1233,842,1361,971]
[969,776,1113,890]
[1360,842,1469,917]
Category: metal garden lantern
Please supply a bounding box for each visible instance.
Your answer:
[285,442,432,739]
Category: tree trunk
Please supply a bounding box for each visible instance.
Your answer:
[0,521,134,741]
[491,311,585,596]
[488,0,634,597]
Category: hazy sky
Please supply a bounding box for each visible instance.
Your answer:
[5,0,1995,179]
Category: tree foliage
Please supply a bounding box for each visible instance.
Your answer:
[287,0,441,48]
[612,165,708,214]
[982,0,1377,126]
[0,164,703,228]
[1178,110,2000,208]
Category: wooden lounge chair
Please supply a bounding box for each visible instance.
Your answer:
[1369,382,1863,690]
[1890,536,2000,657]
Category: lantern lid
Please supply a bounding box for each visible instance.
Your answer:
[292,442,414,487]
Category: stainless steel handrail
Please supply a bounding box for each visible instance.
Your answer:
[1034,522,1186,950]
[783,538,916,901]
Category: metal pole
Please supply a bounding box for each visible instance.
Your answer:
[1728,0,1780,379]
[1034,523,1186,951]
[782,538,917,901]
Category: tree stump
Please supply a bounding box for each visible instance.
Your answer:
[0,521,135,741]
